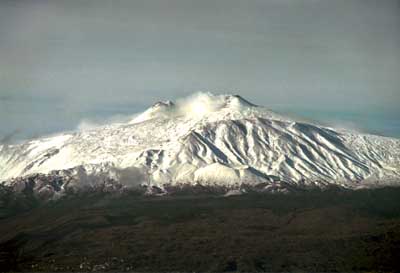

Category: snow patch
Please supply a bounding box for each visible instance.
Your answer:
[1,93,399,190]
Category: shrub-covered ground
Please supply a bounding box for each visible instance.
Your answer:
[0,186,400,272]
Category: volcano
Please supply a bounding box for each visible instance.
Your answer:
[1,93,399,196]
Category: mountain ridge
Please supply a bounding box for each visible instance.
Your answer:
[1,93,399,197]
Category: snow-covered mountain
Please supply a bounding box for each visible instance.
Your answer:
[1,93,400,195]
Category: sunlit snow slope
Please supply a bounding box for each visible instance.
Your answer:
[1,93,400,190]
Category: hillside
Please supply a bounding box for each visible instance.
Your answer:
[1,93,399,195]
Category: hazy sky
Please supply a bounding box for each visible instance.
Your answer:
[1,0,399,140]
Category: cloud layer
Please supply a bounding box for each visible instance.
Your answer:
[1,0,399,139]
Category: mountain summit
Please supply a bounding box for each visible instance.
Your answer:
[1,93,400,195]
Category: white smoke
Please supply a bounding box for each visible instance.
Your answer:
[68,166,148,191]
[111,166,148,188]
[79,92,246,128]
[135,92,248,122]
[76,114,135,132]
[175,92,227,118]
[323,120,367,134]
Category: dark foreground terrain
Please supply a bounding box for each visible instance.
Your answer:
[1,187,400,272]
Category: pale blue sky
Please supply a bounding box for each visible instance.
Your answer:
[0,0,399,141]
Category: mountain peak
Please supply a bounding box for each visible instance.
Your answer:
[1,92,400,194]
[228,94,257,107]
[151,100,175,109]
[130,93,258,124]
